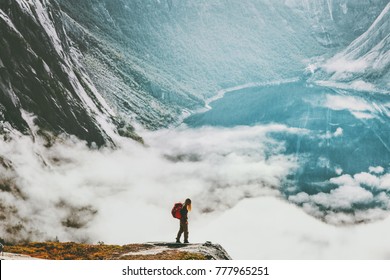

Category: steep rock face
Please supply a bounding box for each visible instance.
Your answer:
[320,2,390,90]
[58,0,208,129]
[0,0,115,146]
[286,0,389,47]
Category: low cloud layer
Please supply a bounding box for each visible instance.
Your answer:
[323,94,377,119]
[0,124,299,244]
[289,169,390,224]
[199,196,390,259]
[1,123,390,258]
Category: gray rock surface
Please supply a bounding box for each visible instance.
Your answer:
[0,252,42,260]
[123,241,232,260]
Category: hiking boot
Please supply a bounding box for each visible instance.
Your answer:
[176,239,181,243]
[184,240,189,243]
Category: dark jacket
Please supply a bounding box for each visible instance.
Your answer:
[180,206,188,223]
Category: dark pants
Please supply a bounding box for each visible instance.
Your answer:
[176,221,189,242]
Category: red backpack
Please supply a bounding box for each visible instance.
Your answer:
[171,202,183,219]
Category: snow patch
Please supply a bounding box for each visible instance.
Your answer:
[33,0,64,58]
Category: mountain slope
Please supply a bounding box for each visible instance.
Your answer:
[315,2,390,91]
[0,0,118,146]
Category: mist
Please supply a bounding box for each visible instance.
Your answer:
[1,121,390,259]
[0,124,299,243]
[0,121,390,259]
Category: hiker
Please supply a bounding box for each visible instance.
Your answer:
[0,242,4,256]
[176,198,191,243]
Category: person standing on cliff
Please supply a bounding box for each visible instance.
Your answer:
[176,198,192,243]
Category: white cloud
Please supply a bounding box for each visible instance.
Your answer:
[324,95,372,112]
[2,124,390,259]
[288,192,310,204]
[315,80,387,94]
[195,196,390,259]
[335,167,343,175]
[350,80,377,92]
[323,57,368,74]
[287,169,390,225]
[379,174,390,190]
[354,172,381,187]
[369,166,385,174]
[319,127,343,140]
[311,185,373,209]
[0,124,301,243]
[329,174,356,187]
[328,171,390,192]
[334,127,343,137]
[322,94,376,119]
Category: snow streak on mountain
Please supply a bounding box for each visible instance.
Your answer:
[313,2,390,92]
[0,0,119,146]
